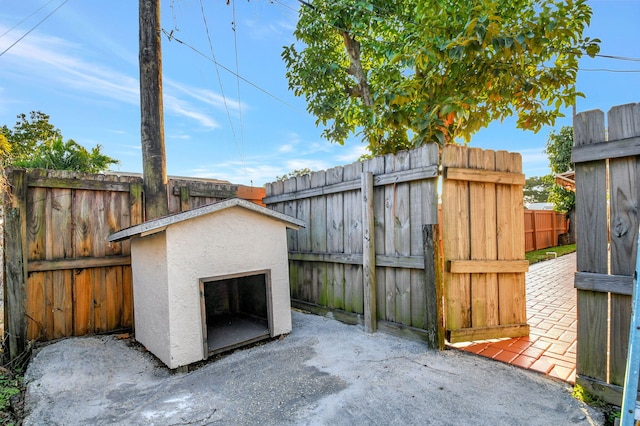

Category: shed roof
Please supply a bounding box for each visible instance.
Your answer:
[108,198,304,243]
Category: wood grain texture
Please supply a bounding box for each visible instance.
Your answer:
[442,145,471,331]
[326,166,344,309]
[344,162,364,314]
[607,103,640,385]
[362,172,376,332]
[384,153,398,322]
[394,150,412,325]
[574,108,609,381]
[310,171,327,306]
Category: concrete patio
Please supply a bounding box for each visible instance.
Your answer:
[452,252,578,383]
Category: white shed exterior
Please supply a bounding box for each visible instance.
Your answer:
[108,198,303,369]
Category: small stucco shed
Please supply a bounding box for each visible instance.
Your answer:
[108,198,303,369]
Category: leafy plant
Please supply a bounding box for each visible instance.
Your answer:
[1,111,119,173]
[0,370,22,411]
[283,0,600,155]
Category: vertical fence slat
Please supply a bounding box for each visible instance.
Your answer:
[365,155,387,321]
[310,171,327,307]
[5,169,28,357]
[296,174,312,304]
[607,103,640,385]
[326,167,344,309]
[394,151,411,325]
[442,145,471,331]
[362,172,376,333]
[383,153,397,322]
[344,162,363,314]
[469,148,499,328]
[574,109,609,382]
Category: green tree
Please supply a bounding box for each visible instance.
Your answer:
[283,0,599,155]
[545,125,574,213]
[524,176,552,205]
[1,111,118,173]
[275,168,313,181]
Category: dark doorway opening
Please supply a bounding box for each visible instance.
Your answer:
[200,270,272,356]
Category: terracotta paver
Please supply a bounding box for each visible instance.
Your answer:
[451,252,577,384]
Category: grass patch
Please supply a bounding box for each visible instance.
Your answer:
[571,384,621,426]
[0,369,22,411]
[526,244,576,265]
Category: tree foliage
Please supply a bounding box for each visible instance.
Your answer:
[283,0,599,155]
[545,125,574,212]
[275,168,313,181]
[1,111,118,173]
[524,176,552,204]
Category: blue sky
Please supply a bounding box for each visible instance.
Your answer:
[0,0,638,186]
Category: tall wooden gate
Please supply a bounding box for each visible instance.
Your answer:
[573,103,640,405]
[441,145,529,342]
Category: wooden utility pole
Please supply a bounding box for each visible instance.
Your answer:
[139,0,169,220]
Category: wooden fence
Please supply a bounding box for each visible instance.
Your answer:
[524,210,568,252]
[265,144,529,347]
[264,145,442,346]
[441,145,529,342]
[572,103,640,405]
[2,167,259,358]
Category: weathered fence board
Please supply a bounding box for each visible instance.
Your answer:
[264,145,441,345]
[3,168,262,356]
[442,145,529,343]
[573,102,640,405]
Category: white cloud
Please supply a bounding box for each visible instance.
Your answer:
[279,144,294,153]
[164,94,220,129]
[165,80,244,113]
[334,144,368,163]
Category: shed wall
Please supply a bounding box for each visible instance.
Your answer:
[163,207,292,368]
[131,232,171,366]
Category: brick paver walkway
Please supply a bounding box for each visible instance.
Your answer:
[451,252,577,383]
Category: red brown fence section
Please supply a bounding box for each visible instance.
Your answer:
[524,210,567,252]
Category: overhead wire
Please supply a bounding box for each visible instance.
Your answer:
[0,0,69,58]
[231,0,246,172]
[0,0,58,39]
[162,29,304,113]
[198,0,245,171]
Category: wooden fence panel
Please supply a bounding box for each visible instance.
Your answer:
[524,210,568,252]
[573,102,640,405]
[442,145,529,343]
[263,144,441,344]
[3,168,256,355]
[608,104,640,386]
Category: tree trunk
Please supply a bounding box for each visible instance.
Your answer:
[341,32,373,107]
[139,0,168,220]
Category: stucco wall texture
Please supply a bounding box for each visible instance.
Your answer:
[130,206,294,369]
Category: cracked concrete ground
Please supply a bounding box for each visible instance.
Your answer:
[23,310,602,425]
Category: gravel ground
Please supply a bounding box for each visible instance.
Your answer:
[23,310,603,425]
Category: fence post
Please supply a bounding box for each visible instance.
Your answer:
[4,169,28,359]
[424,224,444,349]
[362,172,376,333]
[531,211,539,251]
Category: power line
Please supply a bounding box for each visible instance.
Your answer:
[596,54,640,62]
[231,0,246,172]
[0,0,58,39]
[579,68,640,73]
[0,0,69,58]
[197,0,244,170]
[162,29,304,113]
